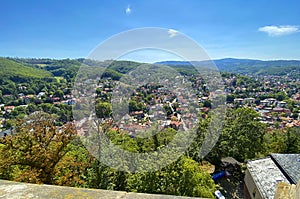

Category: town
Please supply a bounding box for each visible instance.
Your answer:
[1,66,299,133]
[0,58,299,199]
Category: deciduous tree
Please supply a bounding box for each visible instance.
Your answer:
[0,112,76,184]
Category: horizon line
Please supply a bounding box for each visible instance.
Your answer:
[2,56,300,63]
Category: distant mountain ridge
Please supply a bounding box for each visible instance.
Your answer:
[1,57,299,82]
[156,58,300,76]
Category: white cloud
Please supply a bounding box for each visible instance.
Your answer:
[168,29,178,38]
[258,25,299,36]
[125,5,131,15]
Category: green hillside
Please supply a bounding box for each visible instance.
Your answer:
[0,58,52,81]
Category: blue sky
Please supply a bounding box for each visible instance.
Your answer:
[1,0,300,61]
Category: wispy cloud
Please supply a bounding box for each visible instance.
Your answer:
[258,25,299,36]
[125,5,131,15]
[167,29,178,38]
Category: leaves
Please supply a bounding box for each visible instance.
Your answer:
[0,112,77,184]
[126,156,216,198]
[0,58,52,82]
[203,108,266,163]
[95,101,112,119]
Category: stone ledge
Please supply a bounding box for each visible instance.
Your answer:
[0,180,208,199]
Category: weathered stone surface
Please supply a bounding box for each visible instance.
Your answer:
[0,179,126,199]
[124,192,203,199]
[0,180,207,199]
[274,180,300,199]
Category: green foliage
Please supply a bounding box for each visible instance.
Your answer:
[129,100,146,112]
[226,94,235,103]
[8,58,83,84]
[0,80,17,95]
[0,112,78,184]
[106,130,139,153]
[126,156,215,198]
[207,108,266,163]
[95,101,112,119]
[2,57,300,198]
[101,69,123,80]
[264,128,300,154]
[284,128,300,153]
[53,89,64,98]
[107,61,140,74]
[0,58,52,82]
[53,138,93,187]
[169,65,199,76]
[186,116,210,163]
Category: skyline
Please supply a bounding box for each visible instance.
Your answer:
[1,1,300,62]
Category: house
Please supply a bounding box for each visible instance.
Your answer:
[63,99,76,105]
[260,98,277,107]
[18,86,27,90]
[169,120,181,130]
[260,100,270,107]
[130,111,144,119]
[277,101,287,108]
[272,108,291,116]
[24,95,35,104]
[52,97,61,102]
[18,93,25,98]
[266,98,277,105]
[244,98,256,104]
[244,153,300,199]
[37,92,46,98]
[0,128,13,137]
[3,106,15,113]
[273,107,285,112]
[234,98,244,104]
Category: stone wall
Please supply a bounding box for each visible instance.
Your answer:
[0,180,209,199]
[274,180,300,199]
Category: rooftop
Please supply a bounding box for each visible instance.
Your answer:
[0,128,13,138]
[247,157,290,199]
[271,153,300,184]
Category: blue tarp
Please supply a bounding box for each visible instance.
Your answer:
[212,171,227,181]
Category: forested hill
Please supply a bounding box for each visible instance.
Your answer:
[0,58,53,82]
[156,58,300,76]
[7,58,82,81]
[1,57,300,82]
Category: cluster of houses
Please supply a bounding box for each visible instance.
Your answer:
[109,79,199,137]
[231,96,300,128]
[15,73,296,136]
[0,92,76,130]
[223,73,300,129]
[2,72,299,133]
